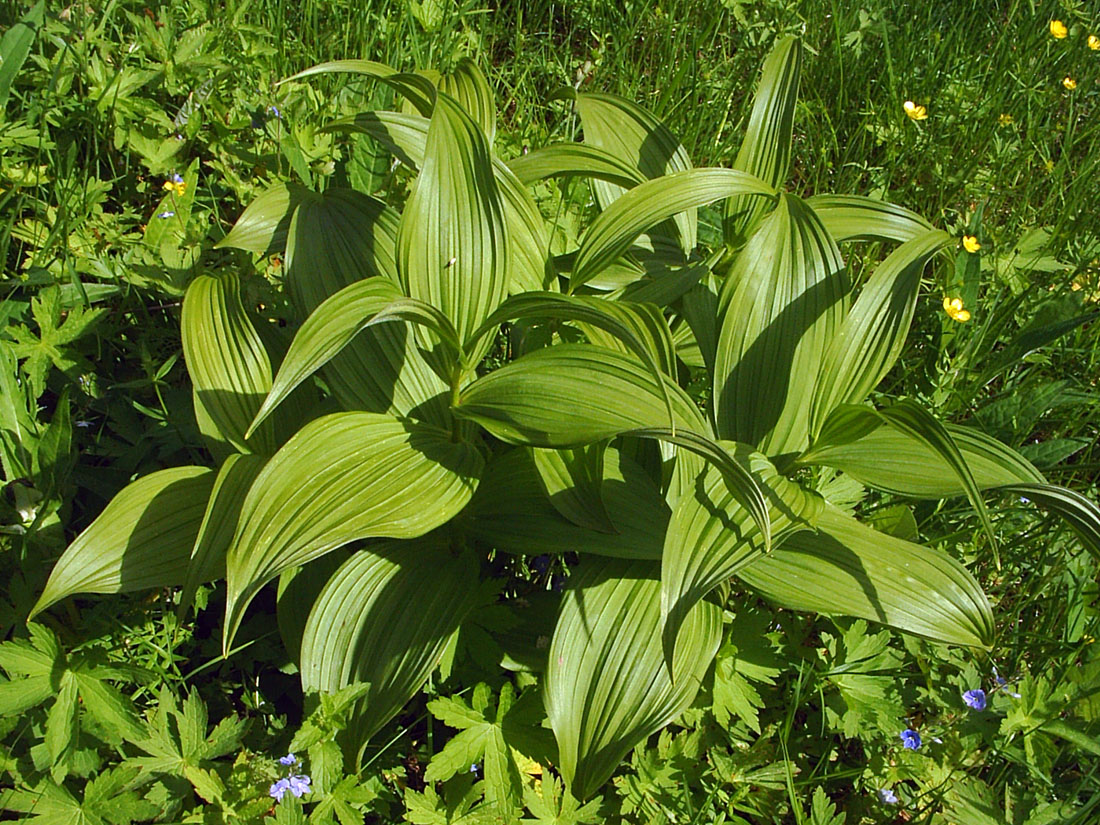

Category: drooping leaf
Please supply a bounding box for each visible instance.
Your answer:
[282,59,436,116]
[507,143,644,189]
[570,169,776,291]
[31,467,215,619]
[724,36,801,247]
[299,539,476,752]
[999,483,1100,562]
[214,181,313,255]
[809,230,953,434]
[737,506,994,648]
[545,557,722,800]
[713,193,847,457]
[223,413,483,651]
[396,91,509,366]
[806,194,935,244]
[182,273,276,455]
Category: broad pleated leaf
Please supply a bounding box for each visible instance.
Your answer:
[283,59,435,116]
[810,230,952,435]
[661,447,823,661]
[724,37,801,247]
[455,343,707,445]
[570,169,775,291]
[464,446,667,560]
[806,194,935,244]
[300,539,476,748]
[178,454,267,618]
[713,193,846,456]
[1000,483,1100,561]
[223,412,483,651]
[575,92,696,253]
[30,467,215,618]
[546,557,722,800]
[507,144,644,189]
[214,181,313,255]
[182,273,276,455]
[249,279,460,437]
[737,506,994,648]
[397,91,508,365]
[531,446,616,533]
[286,190,450,426]
[439,58,496,146]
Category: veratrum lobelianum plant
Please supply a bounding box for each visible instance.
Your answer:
[31,39,1100,802]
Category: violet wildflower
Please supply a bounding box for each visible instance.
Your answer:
[269,778,290,801]
[900,728,921,750]
[285,774,311,798]
[279,753,297,766]
[963,689,987,711]
[878,787,899,804]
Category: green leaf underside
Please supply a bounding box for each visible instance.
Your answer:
[32,467,215,618]
[223,412,483,652]
[805,194,936,244]
[738,506,994,648]
[283,59,436,116]
[507,143,645,189]
[546,557,723,800]
[214,181,313,255]
[714,193,846,456]
[300,539,476,747]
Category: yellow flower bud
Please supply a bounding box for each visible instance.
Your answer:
[1050,20,1068,39]
[1063,76,1077,90]
[1089,34,1100,50]
[903,100,928,121]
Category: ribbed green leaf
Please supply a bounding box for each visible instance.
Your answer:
[300,539,476,751]
[575,92,696,254]
[805,194,935,244]
[532,446,616,533]
[178,454,267,618]
[282,59,436,116]
[464,446,667,560]
[286,190,450,426]
[182,273,276,455]
[507,144,644,189]
[214,182,313,255]
[570,169,775,291]
[439,58,496,146]
[0,2,44,112]
[738,506,994,648]
[397,91,509,365]
[810,230,953,435]
[249,279,460,437]
[546,557,722,799]
[1000,483,1100,561]
[713,193,846,456]
[30,467,215,619]
[223,413,483,651]
[455,343,707,446]
[661,447,823,661]
[724,36,801,247]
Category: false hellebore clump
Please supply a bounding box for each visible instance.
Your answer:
[30,39,1100,802]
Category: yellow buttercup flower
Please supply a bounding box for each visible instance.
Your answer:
[943,296,971,323]
[1063,76,1077,90]
[1050,19,1068,39]
[962,235,981,253]
[903,100,928,121]
[998,113,1014,126]
[1089,34,1100,50]
[162,173,187,196]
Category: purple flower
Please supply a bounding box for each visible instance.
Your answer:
[267,105,281,119]
[878,787,899,804]
[286,774,311,797]
[269,778,290,801]
[963,689,987,711]
[278,753,297,766]
[900,728,921,750]
[171,173,184,184]
[157,211,175,218]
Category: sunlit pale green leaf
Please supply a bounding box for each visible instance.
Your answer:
[439,58,496,146]
[507,144,644,189]
[214,182,313,255]
[282,59,435,116]
[806,194,935,244]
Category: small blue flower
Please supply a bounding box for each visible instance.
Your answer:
[900,728,921,750]
[157,211,175,219]
[278,753,297,766]
[267,105,281,119]
[963,689,987,711]
[269,777,290,801]
[469,763,479,774]
[171,173,184,184]
[286,774,311,798]
[878,787,899,804]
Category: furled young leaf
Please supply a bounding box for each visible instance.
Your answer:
[575,91,696,254]
[286,190,451,427]
[182,273,276,455]
[396,91,509,366]
[439,58,496,146]
[724,36,801,247]
[713,193,846,457]
[223,413,482,651]
[531,445,616,533]
[805,194,935,244]
[546,557,722,800]
[299,539,476,752]
[249,278,460,436]
[570,169,775,291]
[810,230,952,434]
[737,505,994,648]
[214,181,313,255]
[31,467,215,619]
